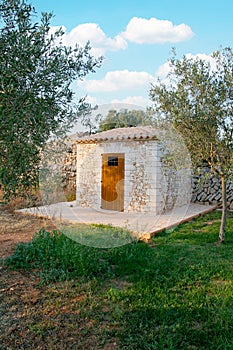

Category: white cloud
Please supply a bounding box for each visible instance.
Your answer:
[50,23,127,57]
[122,17,194,44]
[185,53,217,71]
[156,53,217,83]
[84,95,98,105]
[49,25,66,36]
[156,62,173,80]
[111,96,151,107]
[79,70,155,93]
[49,16,194,57]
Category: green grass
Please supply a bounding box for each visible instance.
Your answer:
[62,222,136,248]
[4,210,233,349]
[5,228,114,283]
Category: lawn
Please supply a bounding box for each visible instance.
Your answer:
[1,210,233,349]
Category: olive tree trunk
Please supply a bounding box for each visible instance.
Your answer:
[219,175,227,243]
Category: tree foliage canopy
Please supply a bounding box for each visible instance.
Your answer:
[150,48,233,176]
[0,0,102,198]
[150,47,233,242]
[98,108,154,132]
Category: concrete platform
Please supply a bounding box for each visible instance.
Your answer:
[18,202,217,241]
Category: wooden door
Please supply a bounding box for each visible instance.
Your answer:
[101,153,124,211]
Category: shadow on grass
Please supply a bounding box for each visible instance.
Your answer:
[61,222,137,248]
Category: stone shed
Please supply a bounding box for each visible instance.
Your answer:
[76,126,190,214]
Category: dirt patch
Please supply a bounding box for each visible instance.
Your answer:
[0,266,111,349]
[0,206,55,259]
[0,206,56,349]
[0,207,109,349]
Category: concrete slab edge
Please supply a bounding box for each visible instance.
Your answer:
[140,205,218,242]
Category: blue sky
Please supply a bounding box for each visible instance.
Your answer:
[30,0,233,108]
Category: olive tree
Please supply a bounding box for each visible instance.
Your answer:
[0,0,102,198]
[150,47,233,243]
[98,109,154,131]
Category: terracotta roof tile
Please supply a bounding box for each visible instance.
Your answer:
[76,126,158,143]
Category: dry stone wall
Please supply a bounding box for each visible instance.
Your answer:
[62,143,77,195]
[192,170,233,210]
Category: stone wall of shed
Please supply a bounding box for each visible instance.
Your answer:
[159,146,192,211]
[76,140,165,214]
[76,143,101,208]
[67,140,192,212]
[125,140,160,213]
[65,143,233,211]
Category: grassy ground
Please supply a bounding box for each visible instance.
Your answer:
[1,210,233,349]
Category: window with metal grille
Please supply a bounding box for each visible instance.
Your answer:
[108,156,118,166]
